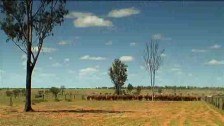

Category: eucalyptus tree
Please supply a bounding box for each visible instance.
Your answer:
[109,59,128,95]
[0,0,68,111]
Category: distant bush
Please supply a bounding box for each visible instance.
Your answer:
[136,86,142,95]
[6,90,13,97]
[50,87,61,101]
[12,89,20,98]
[5,91,13,106]
[127,83,133,93]
[158,88,162,94]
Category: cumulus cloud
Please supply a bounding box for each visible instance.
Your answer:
[171,68,181,72]
[191,49,207,53]
[0,69,5,73]
[205,59,224,65]
[140,66,145,70]
[161,53,166,57]
[80,55,106,61]
[39,73,56,77]
[64,58,70,63]
[66,12,113,27]
[32,47,56,53]
[52,62,62,67]
[130,42,136,46]
[210,44,221,49]
[105,41,113,46]
[21,54,26,68]
[68,70,76,74]
[79,66,99,77]
[152,33,163,40]
[108,7,140,18]
[120,56,134,62]
[58,41,71,45]
[49,57,53,60]
[152,33,171,41]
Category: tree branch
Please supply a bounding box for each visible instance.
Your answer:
[31,37,43,70]
[32,0,46,18]
[12,40,27,54]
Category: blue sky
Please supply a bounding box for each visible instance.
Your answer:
[1,1,224,88]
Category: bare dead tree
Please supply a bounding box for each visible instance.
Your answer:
[143,39,164,101]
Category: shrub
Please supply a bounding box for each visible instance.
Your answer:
[50,87,61,101]
[136,86,141,95]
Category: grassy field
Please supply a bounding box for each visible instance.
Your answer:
[0,101,224,126]
[0,88,224,126]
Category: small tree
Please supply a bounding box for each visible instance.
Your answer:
[136,86,142,95]
[143,39,164,101]
[5,90,13,106]
[12,89,20,98]
[109,59,128,95]
[60,85,65,95]
[50,87,60,101]
[127,83,134,93]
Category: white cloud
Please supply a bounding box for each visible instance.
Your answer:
[21,54,26,68]
[58,41,70,45]
[39,73,56,77]
[120,56,134,62]
[205,59,224,65]
[130,42,136,46]
[80,55,106,61]
[52,62,62,67]
[21,54,26,60]
[64,58,70,63]
[188,73,193,77]
[66,12,113,28]
[152,33,171,41]
[68,70,76,74]
[161,53,166,57]
[0,69,5,73]
[108,7,140,18]
[32,47,56,53]
[79,66,99,77]
[140,66,145,70]
[152,33,163,40]
[171,68,181,72]
[191,49,207,53]
[210,44,221,49]
[105,41,113,46]
[65,12,92,18]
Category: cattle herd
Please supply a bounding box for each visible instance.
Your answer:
[87,94,201,101]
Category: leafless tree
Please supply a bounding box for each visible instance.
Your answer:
[143,39,164,101]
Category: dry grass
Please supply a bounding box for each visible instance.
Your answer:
[0,100,224,126]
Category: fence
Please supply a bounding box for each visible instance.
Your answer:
[203,95,224,110]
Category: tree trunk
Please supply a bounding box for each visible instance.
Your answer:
[150,69,154,101]
[24,64,33,111]
[24,0,33,112]
[152,70,155,101]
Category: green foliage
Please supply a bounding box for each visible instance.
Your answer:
[109,59,128,95]
[12,89,20,98]
[49,87,60,100]
[0,0,68,42]
[158,88,163,94]
[60,85,66,95]
[136,86,142,95]
[5,90,13,97]
[127,83,134,93]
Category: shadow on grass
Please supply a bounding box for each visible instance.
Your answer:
[35,109,132,113]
